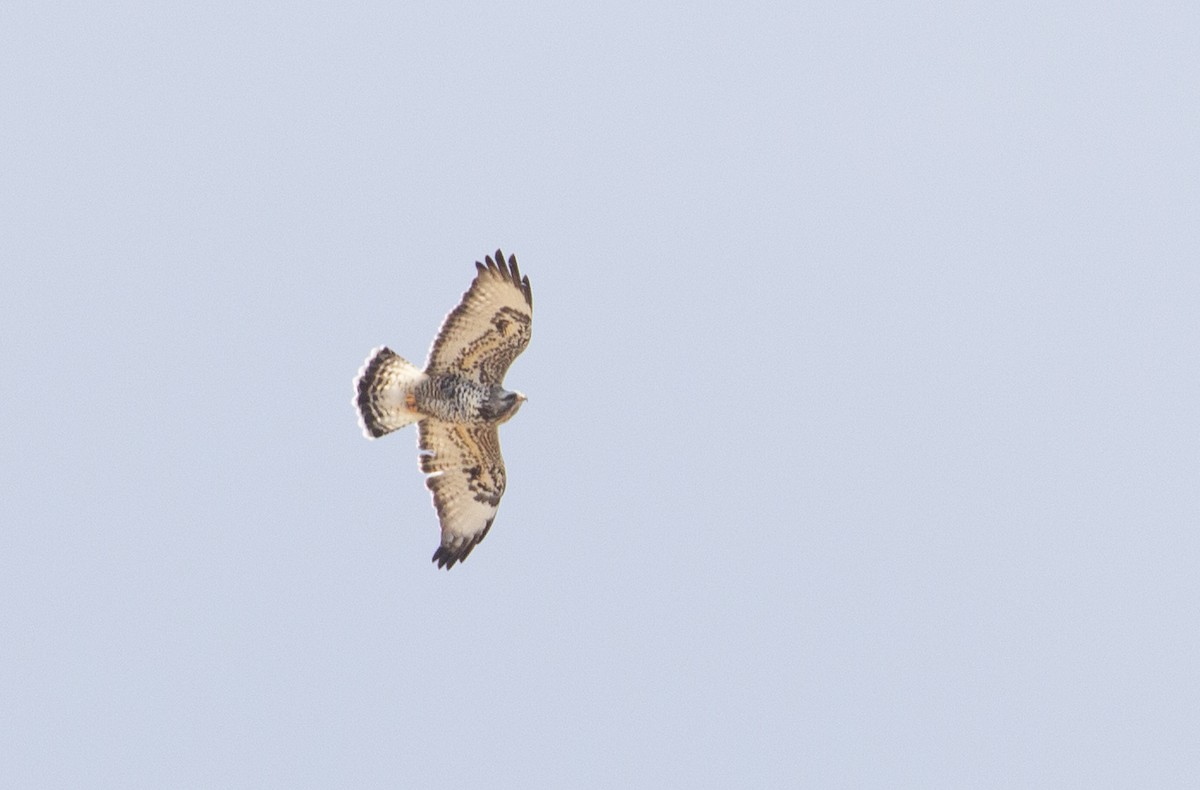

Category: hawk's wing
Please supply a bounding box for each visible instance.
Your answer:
[425,250,532,385]
[418,419,508,569]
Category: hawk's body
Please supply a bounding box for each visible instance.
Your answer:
[354,250,532,569]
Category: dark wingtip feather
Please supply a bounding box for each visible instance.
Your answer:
[431,541,474,570]
[475,249,531,307]
[506,253,522,288]
[432,545,461,570]
[430,518,495,570]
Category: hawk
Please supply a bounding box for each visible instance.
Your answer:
[354,250,532,569]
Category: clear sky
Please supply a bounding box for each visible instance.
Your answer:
[2,1,1198,787]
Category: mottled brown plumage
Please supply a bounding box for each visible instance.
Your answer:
[354,250,532,569]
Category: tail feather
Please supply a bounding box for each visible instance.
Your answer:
[354,347,427,438]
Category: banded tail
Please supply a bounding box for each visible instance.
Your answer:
[354,347,427,438]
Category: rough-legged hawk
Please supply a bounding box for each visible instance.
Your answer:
[354,250,532,570]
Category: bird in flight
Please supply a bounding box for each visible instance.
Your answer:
[354,250,532,569]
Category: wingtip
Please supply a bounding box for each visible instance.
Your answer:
[479,250,505,280]
[478,248,531,307]
[432,546,461,569]
[431,516,495,570]
[432,543,472,570]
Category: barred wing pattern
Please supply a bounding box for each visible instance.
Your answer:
[426,250,533,385]
[419,420,506,569]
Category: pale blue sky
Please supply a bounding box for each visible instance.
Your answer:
[2,1,1198,787]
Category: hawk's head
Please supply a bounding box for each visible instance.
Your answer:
[480,387,527,424]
